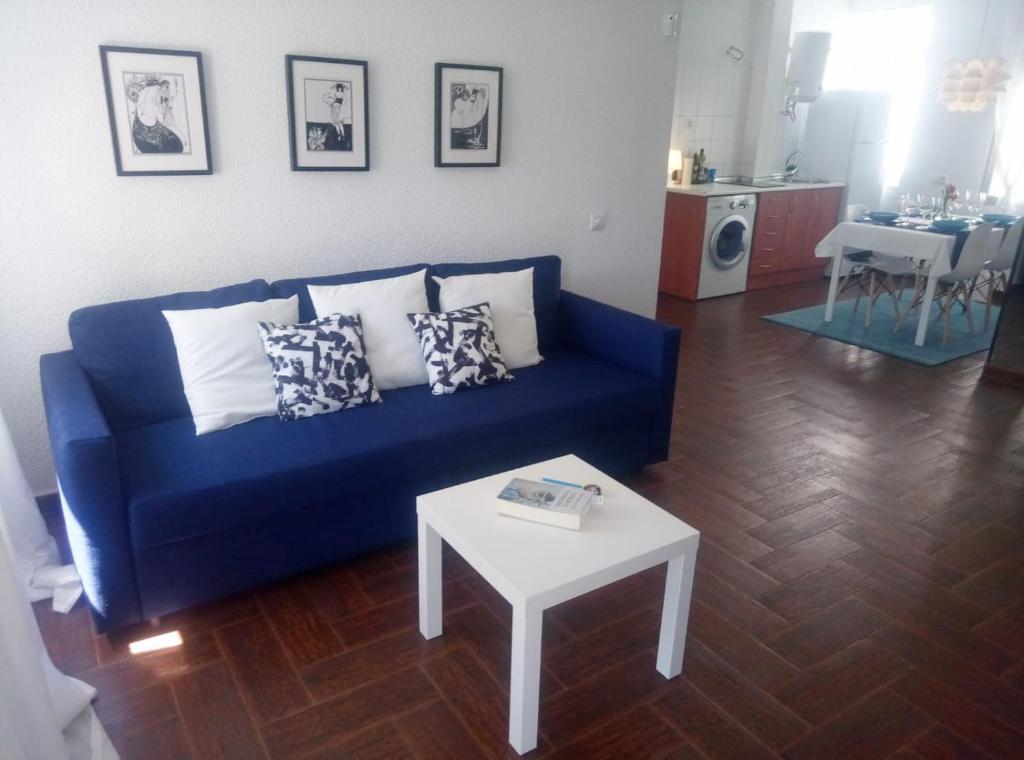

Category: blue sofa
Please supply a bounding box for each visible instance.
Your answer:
[40,256,681,631]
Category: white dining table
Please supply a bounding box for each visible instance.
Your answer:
[815,221,958,346]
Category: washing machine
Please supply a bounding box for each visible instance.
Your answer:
[697,194,756,299]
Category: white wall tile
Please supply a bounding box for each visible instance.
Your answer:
[712,115,737,141]
[743,119,759,143]
[741,138,758,165]
[714,87,736,116]
[697,84,717,115]
[677,115,697,145]
[676,68,700,115]
[699,63,719,94]
[714,141,735,165]
[696,116,714,142]
[667,0,789,181]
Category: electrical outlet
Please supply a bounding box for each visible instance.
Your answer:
[662,13,679,37]
[589,212,607,232]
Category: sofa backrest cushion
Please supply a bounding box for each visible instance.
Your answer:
[69,279,273,431]
[427,255,561,353]
[270,263,431,323]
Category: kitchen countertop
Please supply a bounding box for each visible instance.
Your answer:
[667,180,846,197]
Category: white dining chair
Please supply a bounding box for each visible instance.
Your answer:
[894,222,1001,344]
[837,204,919,326]
[836,204,879,310]
[976,219,1023,329]
[862,254,918,328]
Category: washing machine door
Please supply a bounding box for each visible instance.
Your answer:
[708,215,751,270]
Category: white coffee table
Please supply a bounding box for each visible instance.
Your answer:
[417,454,700,754]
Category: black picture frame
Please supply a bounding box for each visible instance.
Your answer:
[99,45,212,176]
[286,54,370,172]
[434,62,502,168]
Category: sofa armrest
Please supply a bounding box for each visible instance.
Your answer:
[557,291,681,462]
[41,351,141,630]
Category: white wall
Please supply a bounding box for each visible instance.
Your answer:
[0,0,679,493]
[668,0,795,179]
[741,0,794,177]
[669,0,757,177]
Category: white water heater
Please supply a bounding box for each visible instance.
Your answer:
[788,31,831,102]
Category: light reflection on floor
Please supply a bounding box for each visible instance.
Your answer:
[128,630,183,655]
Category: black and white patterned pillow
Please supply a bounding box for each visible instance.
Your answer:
[258,313,381,421]
[407,303,514,395]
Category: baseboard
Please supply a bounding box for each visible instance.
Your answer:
[36,491,60,516]
[981,363,1024,389]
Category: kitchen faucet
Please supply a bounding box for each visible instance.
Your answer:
[783,150,801,181]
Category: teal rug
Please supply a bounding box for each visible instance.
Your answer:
[762,298,998,366]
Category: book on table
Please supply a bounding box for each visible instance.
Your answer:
[496,478,593,530]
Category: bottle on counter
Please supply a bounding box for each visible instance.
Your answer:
[692,148,705,184]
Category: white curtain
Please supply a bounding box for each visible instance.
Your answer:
[989,0,1024,209]
[0,410,81,610]
[0,407,117,759]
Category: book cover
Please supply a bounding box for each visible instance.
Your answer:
[496,478,593,530]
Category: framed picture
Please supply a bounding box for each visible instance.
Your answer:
[287,55,369,171]
[434,63,502,167]
[99,45,212,176]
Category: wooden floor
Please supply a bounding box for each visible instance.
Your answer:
[36,280,1024,759]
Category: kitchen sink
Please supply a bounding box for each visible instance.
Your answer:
[715,175,832,188]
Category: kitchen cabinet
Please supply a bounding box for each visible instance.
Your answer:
[658,185,844,300]
[658,191,706,300]
[747,186,843,290]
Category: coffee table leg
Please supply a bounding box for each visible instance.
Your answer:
[656,537,698,678]
[418,515,443,640]
[509,604,542,754]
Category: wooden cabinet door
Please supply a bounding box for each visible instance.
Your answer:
[658,192,706,300]
[781,191,811,271]
[800,187,843,268]
[749,194,787,276]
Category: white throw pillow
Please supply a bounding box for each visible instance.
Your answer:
[163,296,299,435]
[433,268,542,369]
[307,269,429,390]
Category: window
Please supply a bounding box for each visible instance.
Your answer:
[987,80,1024,206]
[822,4,935,187]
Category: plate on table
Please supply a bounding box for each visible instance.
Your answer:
[867,211,900,224]
[930,219,969,232]
[981,213,1017,225]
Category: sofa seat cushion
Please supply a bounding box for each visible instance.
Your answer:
[117,351,659,550]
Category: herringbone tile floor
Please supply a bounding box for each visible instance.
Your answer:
[36,281,1024,759]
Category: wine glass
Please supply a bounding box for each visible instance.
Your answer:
[909,193,925,220]
[959,190,972,217]
[950,191,966,217]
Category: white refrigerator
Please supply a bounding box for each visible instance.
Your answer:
[800,90,891,210]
